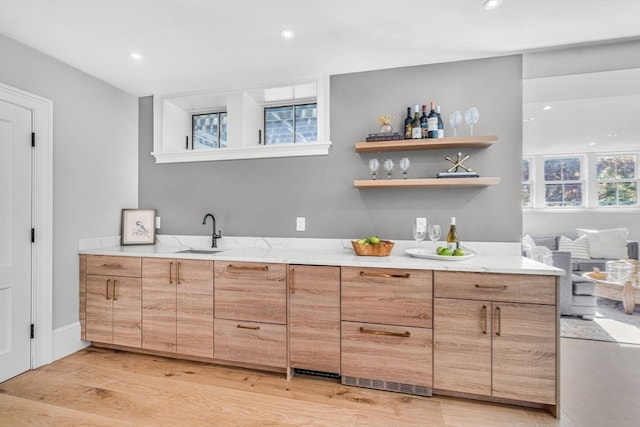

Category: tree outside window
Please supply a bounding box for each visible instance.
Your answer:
[543,157,583,207]
[522,158,532,208]
[597,154,638,206]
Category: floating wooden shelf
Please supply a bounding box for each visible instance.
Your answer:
[353,177,501,189]
[355,136,497,153]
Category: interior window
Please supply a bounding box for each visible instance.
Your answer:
[192,112,227,149]
[264,103,317,145]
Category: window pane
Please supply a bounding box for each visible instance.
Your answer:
[265,106,294,145]
[545,184,563,206]
[617,155,636,179]
[544,159,562,181]
[563,183,582,206]
[219,112,227,148]
[598,182,617,206]
[193,113,220,150]
[521,184,531,207]
[596,157,616,180]
[619,182,638,205]
[295,104,317,142]
[561,158,581,180]
[522,159,529,182]
[599,182,638,206]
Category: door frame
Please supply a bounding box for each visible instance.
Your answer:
[1,82,53,369]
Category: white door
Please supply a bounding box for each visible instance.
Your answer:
[0,99,33,382]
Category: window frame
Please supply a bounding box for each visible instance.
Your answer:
[594,153,638,207]
[263,102,318,145]
[542,155,585,208]
[522,157,533,208]
[191,110,227,150]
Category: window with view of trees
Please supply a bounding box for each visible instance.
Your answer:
[264,103,317,145]
[543,157,583,207]
[522,158,532,208]
[597,154,638,206]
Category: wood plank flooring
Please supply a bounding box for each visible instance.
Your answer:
[1,338,638,426]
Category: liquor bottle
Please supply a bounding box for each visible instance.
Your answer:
[446,217,460,250]
[420,104,428,138]
[411,105,422,139]
[404,107,412,139]
[436,105,444,138]
[427,102,439,138]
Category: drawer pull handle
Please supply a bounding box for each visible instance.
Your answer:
[169,262,174,284]
[359,327,410,338]
[227,264,269,271]
[176,262,181,285]
[113,280,118,301]
[495,306,502,336]
[105,279,111,300]
[359,272,410,279]
[290,268,295,294]
[474,284,508,290]
[482,305,488,334]
[101,263,121,269]
[237,324,260,330]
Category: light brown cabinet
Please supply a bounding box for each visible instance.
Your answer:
[142,258,214,358]
[214,261,287,369]
[340,267,433,395]
[288,265,340,374]
[84,255,142,348]
[433,271,557,406]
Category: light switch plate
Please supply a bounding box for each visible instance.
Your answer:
[155,216,161,229]
[416,217,426,232]
[296,217,305,232]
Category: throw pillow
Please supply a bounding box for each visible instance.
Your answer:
[526,245,554,266]
[521,234,536,252]
[558,235,590,260]
[576,228,629,259]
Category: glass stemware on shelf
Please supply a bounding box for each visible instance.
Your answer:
[412,223,426,246]
[383,159,394,179]
[428,224,441,247]
[464,107,479,136]
[399,157,410,179]
[448,110,462,137]
[368,158,380,180]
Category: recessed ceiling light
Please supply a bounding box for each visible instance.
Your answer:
[483,0,503,10]
[542,105,552,111]
[523,117,535,122]
[588,142,597,146]
[607,132,620,137]
[280,29,295,40]
[130,52,143,61]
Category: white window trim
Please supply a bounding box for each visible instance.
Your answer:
[592,152,639,208]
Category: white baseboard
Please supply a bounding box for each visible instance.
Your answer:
[52,321,90,361]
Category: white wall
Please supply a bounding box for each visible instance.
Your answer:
[0,34,139,329]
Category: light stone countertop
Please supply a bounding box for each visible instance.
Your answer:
[78,235,563,277]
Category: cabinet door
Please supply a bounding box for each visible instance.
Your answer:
[492,302,556,405]
[433,298,491,396]
[142,258,177,352]
[112,276,142,348]
[289,265,340,374]
[176,259,214,358]
[214,319,286,368]
[215,261,286,324]
[341,267,432,328]
[85,275,113,344]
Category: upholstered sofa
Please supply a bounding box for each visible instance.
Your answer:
[531,235,638,319]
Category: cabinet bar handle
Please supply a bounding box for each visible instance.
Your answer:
[495,306,501,336]
[169,261,174,284]
[227,264,269,271]
[101,263,121,269]
[237,324,260,330]
[482,305,488,334]
[359,271,410,279]
[290,268,295,294]
[359,327,410,338]
[474,284,508,290]
[176,262,181,285]
[105,279,111,300]
[113,280,118,301]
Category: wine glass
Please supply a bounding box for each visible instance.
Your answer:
[449,110,462,137]
[399,157,410,179]
[383,159,394,179]
[412,223,426,246]
[428,224,441,247]
[464,107,479,136]
[368,158,380,180]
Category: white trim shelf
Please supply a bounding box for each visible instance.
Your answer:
[354,177,501,189]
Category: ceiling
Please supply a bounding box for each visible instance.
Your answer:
[1,0,639,96]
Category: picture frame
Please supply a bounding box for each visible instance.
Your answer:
[121,209,156,245]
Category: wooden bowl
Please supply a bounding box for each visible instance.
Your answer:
[351,240,394,257]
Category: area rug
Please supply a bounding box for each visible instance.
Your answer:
[561,298,640,345]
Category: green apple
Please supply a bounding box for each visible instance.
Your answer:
[440,248,453,256]
[368,236,380,244]
[453,248,465,256]
[356,239,367,244]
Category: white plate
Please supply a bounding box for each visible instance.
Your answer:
[405,248,476,261]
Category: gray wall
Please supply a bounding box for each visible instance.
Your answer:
[0,34,139,329]
[139,55,523,242]
[523,39,640,242]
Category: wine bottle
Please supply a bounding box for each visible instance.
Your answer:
[436,105,444,138]
[446,217,460,250]
[411,104,421,139]
[404,107,412,139]
[420,104,428,138]
[427,102,439,138]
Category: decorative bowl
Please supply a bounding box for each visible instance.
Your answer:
[351,240,394,257]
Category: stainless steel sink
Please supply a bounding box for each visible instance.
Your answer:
[177,249,223,254]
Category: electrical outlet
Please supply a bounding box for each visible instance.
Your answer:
[155,216,161,229]
[416,217,426,232]
[296,217,306,232]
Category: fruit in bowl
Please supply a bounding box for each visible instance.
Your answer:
[352,236,393,256]
[436,246,465,256]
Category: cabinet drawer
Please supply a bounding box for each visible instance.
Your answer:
[434,271,556,305]
[341,321,432,388]
[214,319,286,368]
[215,261,286,324]
[87,255,142,277]
[341,267,432,328]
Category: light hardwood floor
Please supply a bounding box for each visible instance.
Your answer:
[0,338,638,427]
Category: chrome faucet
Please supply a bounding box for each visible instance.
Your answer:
[202,213,222,248]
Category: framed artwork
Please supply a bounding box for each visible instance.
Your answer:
[121,209,156,245]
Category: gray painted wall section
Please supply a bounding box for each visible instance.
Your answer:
[0,34,139,329]
[139,55,523,242]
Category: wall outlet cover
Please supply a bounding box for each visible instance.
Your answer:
[296,217,305,232]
